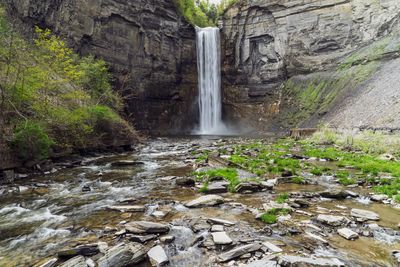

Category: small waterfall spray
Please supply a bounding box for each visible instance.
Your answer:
[196,27,224,134]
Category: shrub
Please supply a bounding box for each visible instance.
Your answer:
[12,121,54,161]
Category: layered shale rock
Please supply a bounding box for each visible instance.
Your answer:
[6,0,197,133]
[221,0,400,131]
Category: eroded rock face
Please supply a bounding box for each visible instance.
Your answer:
[6,0,197,133]
[221,0,400,130]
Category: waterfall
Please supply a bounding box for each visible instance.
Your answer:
[196,27,223,134]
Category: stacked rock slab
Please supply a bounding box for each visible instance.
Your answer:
[221,0,400,130]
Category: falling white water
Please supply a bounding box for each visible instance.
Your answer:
[196,27,223,134]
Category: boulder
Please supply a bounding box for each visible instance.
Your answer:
[218,243,262,262]
[175,177,195,187]
[206,181,228,193]
[261,179,277,189]
[211,232,233,245]
[319,190,350,199]
[185,195,224,208]
[316,214,346,226]
[125,221,169,234]
[97,243,146,267]
[351,208,380,221]
[371,194,388,202]
[279,255,345,266]
[337,228,359,240]
[59,256,87,267]
[147,245,169,266]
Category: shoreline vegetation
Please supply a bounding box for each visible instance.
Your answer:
[174,0,238,27]
[192,126,400,204]
[0,7,138,166]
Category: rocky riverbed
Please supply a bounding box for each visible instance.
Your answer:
[1,137,400,267]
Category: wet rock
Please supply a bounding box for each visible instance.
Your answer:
[207,218,235,226]
[245,259,278,267]
[97,243,146,267]
[218,243,262,262]
[315,214,346,226]
[151,210,168,219]
[175,177,195,187]
[305,232,329,244]
[189,218,211,232]
[160,235,175,243]
[212,232,233,245]
[319,190,350,199]
[261,179,277,189]
[279,255,345,266]
[351,208,380,221]
[34,258,58,267]
[59,256,86,267]
[125,221,169,234]
[82,186,91,192]
[58,244,100,259]
[235,182,263,193]
[262,241,283,253]
[371,194,388,202]
[211,225,224,232]
[337,228,359,240]
[392,250,400,263]
[281,170,293,177]
[185,195,224,208]
[108,205,145,212]
[207,181,228,193]
[129,234,157,243]
[111,160,144,167]
[147,245,169,266]
[86,258,95,267]
[263,201,293,213]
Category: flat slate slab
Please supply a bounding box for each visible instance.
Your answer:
[218,243,262,262]
[338,228,359,240]
[211,232,233,245]
[185,195,224,208]
[351,208,380,221]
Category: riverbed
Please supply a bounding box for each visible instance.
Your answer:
[0,137,400,267]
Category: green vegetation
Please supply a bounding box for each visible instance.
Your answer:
[260,213,277,224]
[260,208,291,224]
[276,193,289,204]
[174,0,238,27]
[291,176,305,184]
[311,168,323,176]
[0,8,136,162]
[195,168,240,192]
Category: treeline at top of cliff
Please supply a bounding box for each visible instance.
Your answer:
[174,0,238,27]
[0,6,138,166]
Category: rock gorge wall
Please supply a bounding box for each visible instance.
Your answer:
[221,0,400,131]
[6,0,198,134]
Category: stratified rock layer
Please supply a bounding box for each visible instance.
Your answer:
[221,0,400,131]
[6,0,197,133]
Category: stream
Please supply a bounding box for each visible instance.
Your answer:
[1,137,400,267]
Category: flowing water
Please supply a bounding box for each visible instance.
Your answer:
[1,138,400,266]
[196,27,223,134]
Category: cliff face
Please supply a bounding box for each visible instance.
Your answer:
[221,0,400,131]
[7,0,197,133]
